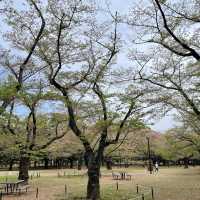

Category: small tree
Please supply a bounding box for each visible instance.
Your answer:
[0,83,69,182]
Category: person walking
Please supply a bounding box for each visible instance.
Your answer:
[155,162,159,173]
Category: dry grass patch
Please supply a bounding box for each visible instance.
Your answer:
[0,167,200,200]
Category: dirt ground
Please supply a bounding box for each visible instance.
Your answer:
[1,167,200,200]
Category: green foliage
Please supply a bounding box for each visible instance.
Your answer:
[128,118,146,129]
[154,128,200,161]
[0,78,18,100]
[159,0,167,4]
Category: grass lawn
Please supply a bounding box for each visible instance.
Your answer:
[0,167,199,200]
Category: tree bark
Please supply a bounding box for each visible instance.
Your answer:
[87,164,100,200]
[18,155,30,183]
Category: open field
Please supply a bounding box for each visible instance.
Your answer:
[0,167,200,200]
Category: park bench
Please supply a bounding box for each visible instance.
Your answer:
[125,173,132,180]
[0,180,30,195]
[112,172,121,180]
[16,181,30,194]
[0,184,5,193]
[0,180,25,194]
[112,172,132,181]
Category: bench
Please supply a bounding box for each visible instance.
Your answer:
[16,184,30,194]
[0,185,6,192]
[125,173,132,180]
[112,172,121,180]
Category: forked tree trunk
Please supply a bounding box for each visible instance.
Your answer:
[18,155,30,183]
[87,164,101,200]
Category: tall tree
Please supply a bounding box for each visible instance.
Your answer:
[1,1,149,199]
[35,1,147,199]
[127,0,200,148]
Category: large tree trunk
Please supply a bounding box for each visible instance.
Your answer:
[18,155,30,183]
[87,164,100,200]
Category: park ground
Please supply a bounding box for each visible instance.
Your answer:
[0,167,200,200]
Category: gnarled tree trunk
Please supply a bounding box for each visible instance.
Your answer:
[87,163,101,200]
[18,154,30,183]
[85,149,104,200]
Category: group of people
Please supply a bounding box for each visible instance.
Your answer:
[145,161,159,173]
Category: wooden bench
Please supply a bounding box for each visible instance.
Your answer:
[112,172,121,180]
[125,173,132,180]
[0,184,5,193]
[16,184,30,194]
[0,180,25,194]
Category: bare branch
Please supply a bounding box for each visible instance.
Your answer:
[18,0,46,86]
[35,121,69,150]
[154,0,200,60]
[106,94,143,145]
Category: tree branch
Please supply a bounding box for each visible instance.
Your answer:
[106,94,142,145]
[154,0,200,60]
[35,122,69,150]
[18,0,46,86]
